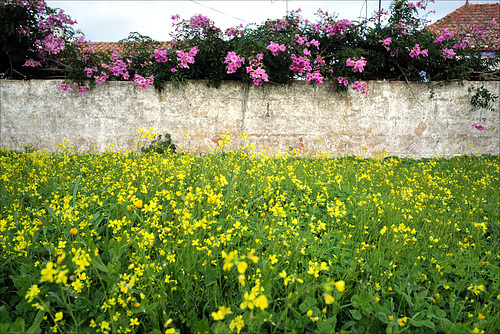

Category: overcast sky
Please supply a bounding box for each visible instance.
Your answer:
[46,0,498,42]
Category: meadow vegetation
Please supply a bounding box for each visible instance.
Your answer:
[1,133,499,333]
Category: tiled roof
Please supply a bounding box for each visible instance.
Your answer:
[81,41,171,54]
[427,0,499,50]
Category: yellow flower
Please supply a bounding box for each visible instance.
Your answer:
[130,318,139,326]
[254,295,268,310]
[247,249,259,263]
[268,254,278,264]
[389,315,394,321]
[334,280,345,293]
[238,274,246,286]
[324,293,335,304]
[478,313,485,320]
[100,321,110,331]
[307,310,313,317]
[397,317,407,326]
[237,261,248,274]
[70,227,78,236]
[133,199,143,209]
[54,312,63,322]
[40,262,58,283]
[25,284,41,302]
[240,291,255,310]
[374,297,380,302]
[229,315,245,334]
[211,306,232,321]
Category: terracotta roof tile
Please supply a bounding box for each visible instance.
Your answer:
[81,41,171,54]
[427,1,499,50]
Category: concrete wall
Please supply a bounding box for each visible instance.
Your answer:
[1,79,498,157]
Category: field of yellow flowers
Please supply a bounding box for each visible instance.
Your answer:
[1,136,499,333]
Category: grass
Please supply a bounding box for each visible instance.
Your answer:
[0,136,499,334]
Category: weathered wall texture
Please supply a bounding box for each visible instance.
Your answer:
[1,80,499,157]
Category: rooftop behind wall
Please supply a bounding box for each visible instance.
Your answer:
[1,80,498,157]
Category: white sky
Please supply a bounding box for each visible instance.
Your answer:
[46,0,499,42]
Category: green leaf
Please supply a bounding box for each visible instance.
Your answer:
[436,309,446,318]
[350,309,362,321]
[90,254,108,273]
[305,297,316,308]
[45,204,58,221]
[193,318,210,334]
[351,295,361,308]
[421,320,435,329]
[360,292,372,303]
[26,309,45,334]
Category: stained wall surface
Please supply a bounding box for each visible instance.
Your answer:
[1,80,498,157]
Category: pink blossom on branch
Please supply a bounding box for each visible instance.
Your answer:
[346,58,367,72]
[224,51,245,74]
[442,48,456,59]
[266,42,286,56]
[133,74,154,90]
[407,44,428,58]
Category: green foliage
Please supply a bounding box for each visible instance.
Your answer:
[469,85,499,112]
[141,133,177,154]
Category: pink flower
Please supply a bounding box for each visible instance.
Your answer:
[443,48,456,59]
[407,44,428,58]
[305,71,323,85]
[58,83,72,93]
[133,74,154,90]
[346,58,355,67]
[266,42,286,56]
[472,123,488,131]
[24,59,42,67]
[337,77,349,86]
[352,81,369,95]
[224,51,245,74]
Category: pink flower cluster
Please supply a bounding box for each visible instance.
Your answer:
[84,66,97,77]
[176,46,199,68]
[246,54,268,86]
[453,36,471,50]
[442,48,456,59]
[133,74,154,90]
[94,71,109,84]
[58,83,88,94]
[352,81,369,95]
[152,49,168,63]
[109,59,130,79]
[225,24,244,37]
[407,44,428,58]
[289,54,312,75]
[434,28,454,45]
[337,77,349,87]
[266,42,286,56]
[24,59,42,67]
[346,58,367,73]
[323,19,353,39]
[224,52,245,74]
[40,34,65,55]
[305,71,323,85]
